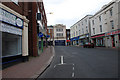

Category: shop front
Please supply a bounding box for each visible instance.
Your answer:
[91,34,105,47]
[0,5,29,68]
[0,8,22,68]
[106,29,120,48]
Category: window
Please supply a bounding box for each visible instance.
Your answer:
[99,16,101,22]
[56,29,58,31]
[86,29,88,33]
[82,28,84,34]
[92,20,94,25]
[48,29,50,33]
[110,9,113,16]
[100,25,102,32]
[85,19,87,23]
[79,30,80,35]
[110,20,114,29]
[56,28,63,32]
[76,31,78,35]
[93,28,95,34]
[56,33,63,37]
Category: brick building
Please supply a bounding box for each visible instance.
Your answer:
[47,25,54,46]
[1,0,47,68]
[1,1,29,68]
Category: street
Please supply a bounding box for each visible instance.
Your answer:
[37,46,118,78]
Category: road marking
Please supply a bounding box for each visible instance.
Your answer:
[73,67,74,70]
[72,63,74,66]
[61,56,64,64]
[72,72,75,77]
[54,65,56,68]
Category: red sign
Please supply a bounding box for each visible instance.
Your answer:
[66,40,70,42]
[91,34,105,38]
[106,30,120,36]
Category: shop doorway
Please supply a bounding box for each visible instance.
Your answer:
[111,35,115,48]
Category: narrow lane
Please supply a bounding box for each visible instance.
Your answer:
[38,46,118,78]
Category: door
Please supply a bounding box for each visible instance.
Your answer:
[111,35,115,47]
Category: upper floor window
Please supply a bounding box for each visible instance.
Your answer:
[82,28,84,34]
[56,33,63,37]
[100,25,102,32]
[99,16,101,22]
[56,28,63,32]
[92,20,94,25]
[79,30,80,35]
[110,8,113,16]
[110,20,114,29]
[48,29,50,33]
[93,28,95,34]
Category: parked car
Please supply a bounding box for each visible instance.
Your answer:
[83,42,94,48]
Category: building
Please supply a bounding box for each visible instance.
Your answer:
[47,25,54,46]
[90,0,120,48]
[70,15,92,46]
[1,1,29,68]
[66,29,70,46]
[28,2,47,56]
[1,0,47,68]
[53,24,66,46]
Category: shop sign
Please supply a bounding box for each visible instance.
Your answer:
[106,30,120,36]
[0,8,23,29]
[38,32,43,38]
[0,22,22,35]
[79,35,85,39]
[91,34,105,38]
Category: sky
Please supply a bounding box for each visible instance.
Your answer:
[43,0,112,29]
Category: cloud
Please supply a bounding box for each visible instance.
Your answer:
[44,0,112,29]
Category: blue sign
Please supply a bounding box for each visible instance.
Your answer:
[46,35,50,38]
[38,32,43,38]
[0,8,23,29]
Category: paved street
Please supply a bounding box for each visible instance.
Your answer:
[38,46,118,78]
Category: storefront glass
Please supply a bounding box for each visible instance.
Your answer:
[2,32,22,57]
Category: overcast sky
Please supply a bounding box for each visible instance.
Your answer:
[43,0,112,29]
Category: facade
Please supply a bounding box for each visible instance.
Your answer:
[47,25,54,46]
[53,24,66,46]
[90,0,120,48]
[28,2,47,56]
[66,29,70,46]
[70,15,92,46]
[1,1,29,68]
[1,0,47,68]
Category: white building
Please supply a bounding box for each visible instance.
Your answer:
[90,0,120,48]
[70,15,92,46]
[53,24,66,46]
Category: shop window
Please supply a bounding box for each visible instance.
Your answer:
[2,32,22,57]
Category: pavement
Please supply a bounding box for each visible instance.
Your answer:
[2,46,55,79]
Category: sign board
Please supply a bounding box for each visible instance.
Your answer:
[0,8,23,29]
[0,22,22,35]
[106,30,120,36]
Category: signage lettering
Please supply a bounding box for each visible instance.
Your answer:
[0,8,23,29]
